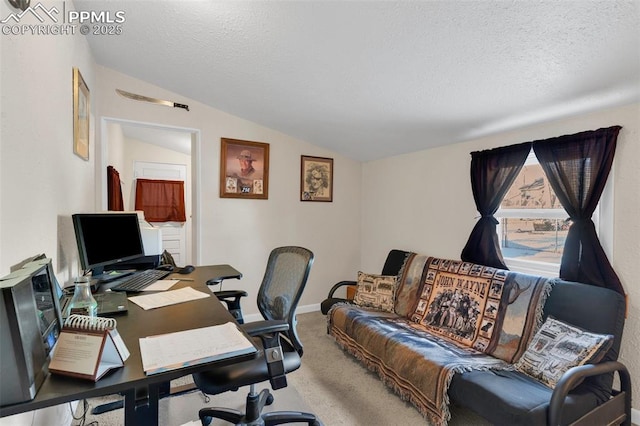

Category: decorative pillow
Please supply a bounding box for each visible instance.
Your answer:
[353,271,397,313]
[515,316,613,389]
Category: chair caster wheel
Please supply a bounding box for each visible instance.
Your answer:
[266,393,274,405]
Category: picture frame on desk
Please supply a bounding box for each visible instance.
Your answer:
[73,67,90,161]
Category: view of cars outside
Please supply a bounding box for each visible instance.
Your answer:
[499,160,569,265]
[500,218,570,264]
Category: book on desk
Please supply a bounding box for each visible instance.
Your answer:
[139,322,256,375]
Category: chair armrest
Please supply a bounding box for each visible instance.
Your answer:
[214,290,249,324]
[241,319,289,337]
[327,280,357,298]
[241,319,290,390]
[548,361,632,426]
[215,290,249,300]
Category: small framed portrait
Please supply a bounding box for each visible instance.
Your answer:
[73,67,90,160]
[300,155,333,202]
[220,138,269,199]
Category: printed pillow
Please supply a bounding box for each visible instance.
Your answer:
[353,271,397,313]
[515,316,613,389]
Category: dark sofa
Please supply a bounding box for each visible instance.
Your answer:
[324,250,631,426]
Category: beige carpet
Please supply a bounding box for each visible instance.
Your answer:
[73,311,490,425]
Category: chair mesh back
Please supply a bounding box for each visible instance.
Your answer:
[257,247,314,353]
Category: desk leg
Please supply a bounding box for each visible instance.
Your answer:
[123,384,161,426]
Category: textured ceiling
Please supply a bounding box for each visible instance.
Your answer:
[76,0,640,161]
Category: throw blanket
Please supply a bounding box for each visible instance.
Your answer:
[329,307,508,426]
[403,257,552,363]
[329,255,552,425]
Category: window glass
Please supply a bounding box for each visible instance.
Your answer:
[496,152,568,271]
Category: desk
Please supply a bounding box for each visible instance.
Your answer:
[0,265,253,426]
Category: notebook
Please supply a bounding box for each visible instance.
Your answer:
[60,291,129,318]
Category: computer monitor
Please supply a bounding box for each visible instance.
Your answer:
[72,213,146,280]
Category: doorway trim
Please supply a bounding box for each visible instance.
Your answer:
[98,116,202,265]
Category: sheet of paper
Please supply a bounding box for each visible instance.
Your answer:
[139,322,256,374]
[141,279,180,291]
[128,286,210,310]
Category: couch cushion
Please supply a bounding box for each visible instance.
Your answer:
[515,316,613,389]
[329,304,507,426]
[448,369,600,425]
[353,271,397,313]
[381,249,411,276]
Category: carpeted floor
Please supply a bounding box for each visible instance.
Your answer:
[73,311,490,425]
[288,311,490,426]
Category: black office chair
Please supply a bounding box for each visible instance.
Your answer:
[192,246,322,426]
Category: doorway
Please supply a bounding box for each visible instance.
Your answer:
[99,117,200,265]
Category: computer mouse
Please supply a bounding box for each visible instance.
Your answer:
[177,265,195,274]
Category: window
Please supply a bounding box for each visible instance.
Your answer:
[495,150,609,277]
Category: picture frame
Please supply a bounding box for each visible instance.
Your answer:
[220,138,269,199]
[73,67,90,161]
[300,155,333,202]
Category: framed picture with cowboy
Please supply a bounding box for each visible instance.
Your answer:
[220,138,270,199]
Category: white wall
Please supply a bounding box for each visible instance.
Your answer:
[361,102,640,412]
[1,7,361,424]
[94,66,362,314]
[0,0,95,423]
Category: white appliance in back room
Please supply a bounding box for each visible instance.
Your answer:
[136,210,163,258]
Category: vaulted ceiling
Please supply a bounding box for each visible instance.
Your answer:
[76,0,640,161]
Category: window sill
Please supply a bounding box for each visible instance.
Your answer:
[503,258,559,278]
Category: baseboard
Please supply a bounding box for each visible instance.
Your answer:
[296,303,321,315]
[632,407,639,425]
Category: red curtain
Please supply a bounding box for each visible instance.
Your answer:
[107,166,124,211]
[135,178,186,222]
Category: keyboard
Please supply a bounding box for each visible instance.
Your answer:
[110,269,171,292]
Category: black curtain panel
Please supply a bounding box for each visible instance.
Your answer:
[461,142,531,269]
[532,126,624,295]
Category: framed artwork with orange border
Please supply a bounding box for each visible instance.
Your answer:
[220,138,269,199]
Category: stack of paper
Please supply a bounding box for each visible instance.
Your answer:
[139,322,256,375]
